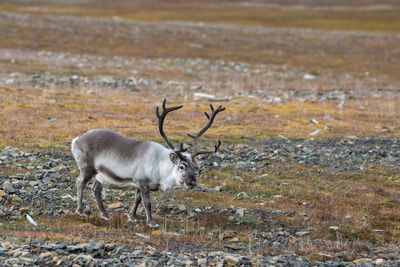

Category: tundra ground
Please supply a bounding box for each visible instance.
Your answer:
[1,0,400,265]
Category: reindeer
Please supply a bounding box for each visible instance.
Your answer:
[71,99,225,228]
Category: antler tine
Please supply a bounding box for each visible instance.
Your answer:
[210,104,214,112]
[214,140,221,152]
[196,105,225,139]
[189,104,225,160]
[176,142,188,154]
[156,99,186,157]
[191,140,222,156]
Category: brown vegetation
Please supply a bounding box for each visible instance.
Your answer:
[1,0,400,259]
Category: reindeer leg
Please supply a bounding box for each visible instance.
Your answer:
[127,189,141,223]
[76,168,94,216]
[92,180,110,220]
[139,183,159,229]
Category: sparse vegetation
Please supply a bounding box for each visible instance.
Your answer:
[1,0,400,265]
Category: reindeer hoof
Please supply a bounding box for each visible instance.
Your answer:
[147,221,159,229]
[127,214,139,224]
[75,209,87,216]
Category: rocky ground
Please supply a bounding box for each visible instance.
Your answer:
[1,237,395,267]
[1,1,400,266]
[1,139,400,266]
[2,45,400,103]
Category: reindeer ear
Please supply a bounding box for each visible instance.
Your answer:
[169,153,179,164]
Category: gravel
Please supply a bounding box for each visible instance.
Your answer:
[0,237,399,266]
[1,138,400,265]
[202,137,400,173]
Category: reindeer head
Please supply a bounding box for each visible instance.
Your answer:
[169,152,196,189]
[156,99,225,188]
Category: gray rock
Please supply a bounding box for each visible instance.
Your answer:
[295,231,310,237]
[88,240,102,250]
[19,257,35,264]
[135,233,150,239]
[320,90,345,101]
[235,208,245,217]
[66,244,85,252]
[214,186,223,192]
[6,78,15,84]
[303,74,316,80]
[178,204,186,212]
[0,247,8,256]
[3,181,16,193]
[190,84,202,91]
[309,129,321,136]
[225,254,241,265]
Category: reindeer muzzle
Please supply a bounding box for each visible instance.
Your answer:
[186,173,197,188]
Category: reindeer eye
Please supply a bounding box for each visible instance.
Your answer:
[179,165,185,170]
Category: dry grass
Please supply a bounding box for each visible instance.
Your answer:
[2,1,400,33]
[1,0,400,259]
[2,165,400,257]
[1,85,400,151]
[1,1,400,78]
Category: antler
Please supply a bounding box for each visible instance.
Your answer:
[188,104,226,161]
[156,99,187,159]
